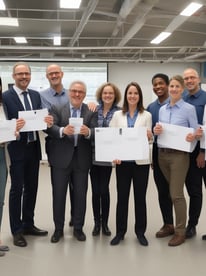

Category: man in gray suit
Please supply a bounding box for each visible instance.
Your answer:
[47,80,98,242]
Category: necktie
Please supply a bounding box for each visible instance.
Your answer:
[72,107,77,118]
[72,107,78,146]
[22,91,35,142]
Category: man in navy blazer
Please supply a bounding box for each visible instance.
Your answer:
[3,61,53,247]
[47,80,98,243]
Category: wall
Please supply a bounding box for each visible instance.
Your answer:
[108,62,200,107]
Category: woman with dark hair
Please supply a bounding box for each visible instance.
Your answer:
[109,82,153,246]
[90,82,121,236]
[0,77,9,256]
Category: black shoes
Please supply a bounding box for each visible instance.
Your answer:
[185,226,196,239]
[23,225,48,236]
[92,224,101,236]
[137,234,149,246]
[110,234,124,246]
[13,233,27,247]
[202,234,206,240]
[0,245,9,257]
[73,229,86,241]
[51,230,64,243]
[102,224,111,236]
[92,222,111,236]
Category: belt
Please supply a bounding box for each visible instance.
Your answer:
[159,148,187,154]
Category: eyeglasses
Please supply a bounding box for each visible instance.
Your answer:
[14,72,31,77]
[47,71,61,77]
[183,76,198,81]
[69,89,85,95]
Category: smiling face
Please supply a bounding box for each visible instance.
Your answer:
[12,64,31,90]
[169,79,184,102]
[101,85,115,106]
[126,85,140,107]
[152,77,169,99]
[46,64,64,90]
[183,68,200,94]
[69,82,86,108]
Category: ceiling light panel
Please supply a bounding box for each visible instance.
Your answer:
[60,0,81,9]
[180,2,203,16]
[150,32,171,44]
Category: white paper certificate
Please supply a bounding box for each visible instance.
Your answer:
[95,127,149,162]
[69,117,83,134]
[0,119,16,143]
[157,122,196,152]
[18,108,48,132]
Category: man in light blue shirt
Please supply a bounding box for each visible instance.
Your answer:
[41,64,68,109]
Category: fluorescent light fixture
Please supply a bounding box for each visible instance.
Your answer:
[14,37,27,44]
[60,0,81,9]
[0,0,5,10]
[53,36,61,46]
[150,32,171,44]
[0,17,19,26]
[180,2,203,16]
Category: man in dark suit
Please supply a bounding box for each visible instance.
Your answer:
[47,80,98,243]
[3,61,53,247]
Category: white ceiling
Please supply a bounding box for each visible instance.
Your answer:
[0,0,206,62]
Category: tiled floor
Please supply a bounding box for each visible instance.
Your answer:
[1,162,206,276]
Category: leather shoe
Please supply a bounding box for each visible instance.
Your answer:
[0,245,10,252]
[185,225,196,239]
[102,224,111,236]
[51,230,63,243]
[156,224,174,238]
[13,233,27,247]
[168,234,185,246]
[73,229,86,241]
[23,225,48,236]
[110,234,124,246]
[202,234,206,240]
[92,224,101,236]
[0,251,5,257]
[137,234,148,246]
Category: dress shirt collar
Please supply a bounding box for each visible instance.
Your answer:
[13,85,28,95]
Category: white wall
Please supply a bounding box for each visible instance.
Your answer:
[108,62,200,107]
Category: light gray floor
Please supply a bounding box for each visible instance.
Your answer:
[1,162,206,275]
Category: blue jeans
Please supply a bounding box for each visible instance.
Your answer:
[0,146,7,229]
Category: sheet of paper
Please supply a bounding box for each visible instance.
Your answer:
[69,117,83,134]
[95,127,149,162]
[0,119,16,143]
[157,122,196,152]
[18,108,48,132]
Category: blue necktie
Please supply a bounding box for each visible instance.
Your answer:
[72,107,78,146]
[22,92,35,142]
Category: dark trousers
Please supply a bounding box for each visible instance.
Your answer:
[51,150,88,231]
[9,142,40,234]
[185,145,206,227]
[115,162,149,236]
[90,165,112,225]
[152,143,173,225]
[46,136,74,220]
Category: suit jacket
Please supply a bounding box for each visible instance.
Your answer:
[2,86,42,161]
[109,109,152,165]
[46,102,98,170]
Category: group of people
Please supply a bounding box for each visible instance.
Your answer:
[0,62,206,258]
